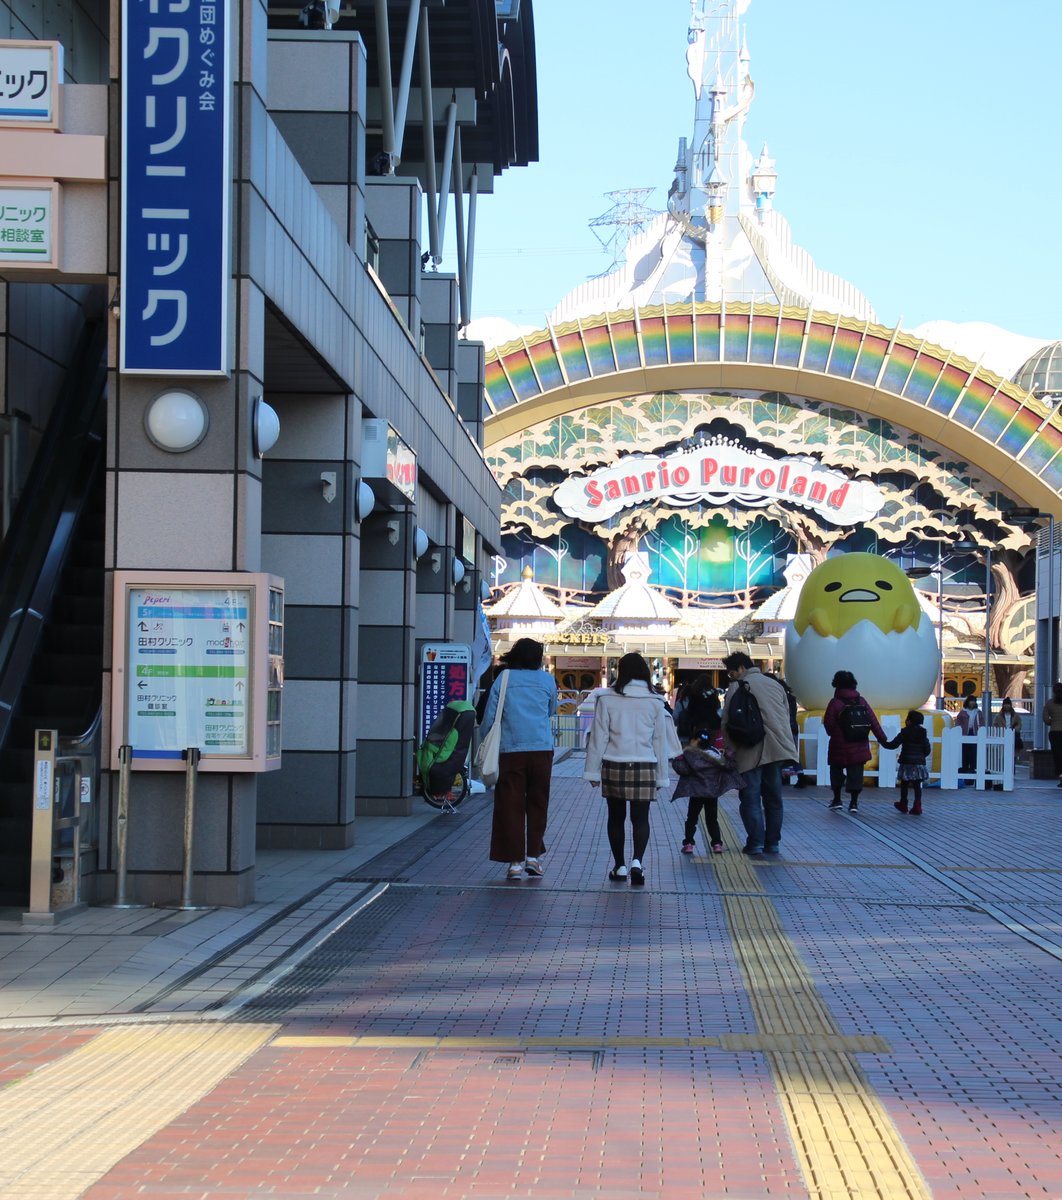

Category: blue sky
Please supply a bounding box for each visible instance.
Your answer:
[470,0,1062,341]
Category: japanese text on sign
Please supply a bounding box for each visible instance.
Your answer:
[0,41,60,124]
[0,187,53,263]
[419,644,471,740]
[121,0,230,374]
[127,587,251,757]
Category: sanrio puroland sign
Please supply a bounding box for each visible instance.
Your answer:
[553,443,884,526]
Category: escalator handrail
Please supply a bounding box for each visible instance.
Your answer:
[0,322,108,748]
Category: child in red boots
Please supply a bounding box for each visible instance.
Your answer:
[881,710,931,815]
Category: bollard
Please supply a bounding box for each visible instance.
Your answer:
[179,746,202,909]
[111,744,141,908]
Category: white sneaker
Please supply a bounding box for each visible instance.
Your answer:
[507,863,524,880]
[525,857,543,877]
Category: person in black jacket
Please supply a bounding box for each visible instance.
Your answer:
[880,710,931,815]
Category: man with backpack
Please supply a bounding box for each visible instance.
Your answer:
[721,652,799,856]
[822,669,888,813]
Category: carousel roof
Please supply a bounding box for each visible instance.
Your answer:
[585,553,681,621]
[485,566,565,619]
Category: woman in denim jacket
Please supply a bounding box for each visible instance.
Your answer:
[479,638,558,879]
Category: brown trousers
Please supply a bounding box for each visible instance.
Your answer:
[489,750,553,862]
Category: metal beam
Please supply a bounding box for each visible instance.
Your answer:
[436,96,458,258]
[392,0,422,161]
[454,127,469,327]
[374,0,396,172]
[417,8,441,265]
[465,166,479,316]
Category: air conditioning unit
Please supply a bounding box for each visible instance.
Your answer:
[361,418,391,479]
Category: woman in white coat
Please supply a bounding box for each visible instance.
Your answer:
[584,653,681,886]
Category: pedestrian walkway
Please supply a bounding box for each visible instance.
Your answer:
[0,759,1059,1198]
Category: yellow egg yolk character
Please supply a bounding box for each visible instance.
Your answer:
[793,552,921,640]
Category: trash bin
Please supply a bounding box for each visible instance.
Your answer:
[1031,749,1056,780]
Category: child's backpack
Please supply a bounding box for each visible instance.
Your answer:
[416,701,476,797]
[838,698,872,743]
[726,680,765,747]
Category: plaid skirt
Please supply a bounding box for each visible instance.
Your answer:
[600,760,659,802]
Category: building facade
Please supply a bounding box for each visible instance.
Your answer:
[0,0,538,907]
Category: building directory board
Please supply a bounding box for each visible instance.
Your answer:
[126,584,251,760]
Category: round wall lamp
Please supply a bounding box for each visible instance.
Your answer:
[144,389,209,452]
[480,580,491,602]
[414,527,430,559]
[253,397,281,457]
[452,557,466,587]
[354,480,376,523]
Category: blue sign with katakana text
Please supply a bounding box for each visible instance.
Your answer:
[120,0,231,374]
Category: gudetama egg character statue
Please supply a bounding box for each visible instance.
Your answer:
[784,553,939,711]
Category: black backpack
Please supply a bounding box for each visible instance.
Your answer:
[726,680,765,747]
[838,698,872,743]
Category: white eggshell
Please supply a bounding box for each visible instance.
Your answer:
[784,613,940,710]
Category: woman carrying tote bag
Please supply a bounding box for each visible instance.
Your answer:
[583,652,681,887]
[478,638,558,880]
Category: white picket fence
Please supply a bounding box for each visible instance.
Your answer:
[799,716,1016,791]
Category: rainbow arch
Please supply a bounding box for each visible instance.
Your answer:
[484,302,1062,517]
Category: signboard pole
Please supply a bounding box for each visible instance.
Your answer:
[110,744,143,909]
[178,746,204,910]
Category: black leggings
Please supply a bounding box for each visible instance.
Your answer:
[606,797,651,866]
[684,797,721,845]
[899,781,923,805]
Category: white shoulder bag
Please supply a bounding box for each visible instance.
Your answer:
[475,671,509,788]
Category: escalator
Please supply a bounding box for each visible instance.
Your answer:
[0,323,107,907]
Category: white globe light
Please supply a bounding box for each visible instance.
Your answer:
[145,390,208,452]
[355,480,376,523]
[452,557,466,586]
[414,527,430,559]
[254,398,281,457]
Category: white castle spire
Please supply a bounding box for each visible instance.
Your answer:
[550,0,875,325]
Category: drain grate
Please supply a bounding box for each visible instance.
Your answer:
[236,887,462,1020]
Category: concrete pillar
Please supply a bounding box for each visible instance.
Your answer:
[356,507,418,814]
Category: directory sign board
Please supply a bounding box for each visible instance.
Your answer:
[419,643,471,741]
[111,571,283,772]
[120,0,231,374]
[0,40,62,127]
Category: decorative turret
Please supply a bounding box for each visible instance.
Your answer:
[749,143,777,220]
[550,0,876,325]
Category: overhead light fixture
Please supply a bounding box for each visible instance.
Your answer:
[144,389,208,452]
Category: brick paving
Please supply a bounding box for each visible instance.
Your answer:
[0,1026,98,1088]
[0,759,1060,1197]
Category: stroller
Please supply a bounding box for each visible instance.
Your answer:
[415,700,476,811]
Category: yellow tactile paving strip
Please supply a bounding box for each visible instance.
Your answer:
[714,808,931,1200]
[0,1022,276,1200]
